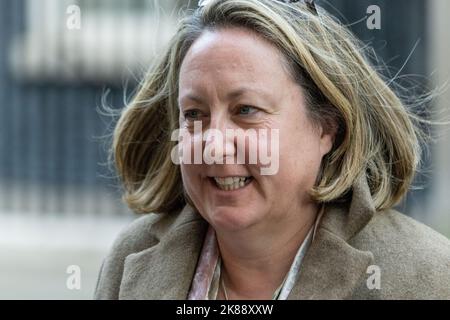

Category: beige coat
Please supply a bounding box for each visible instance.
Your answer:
[94,175,450,299]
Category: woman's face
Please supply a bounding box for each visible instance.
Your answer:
[178,27,334,233]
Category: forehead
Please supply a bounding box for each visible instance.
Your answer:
[179,27,291,86]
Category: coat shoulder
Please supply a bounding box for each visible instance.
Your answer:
[351,209,450,299]
[93,211,179,299]
[362,209,450,251]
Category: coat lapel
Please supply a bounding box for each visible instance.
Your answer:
[287,226,374,299]
[288,174,376,299]
[119,205,208,299]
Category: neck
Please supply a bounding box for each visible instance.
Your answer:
[215,202,318,300]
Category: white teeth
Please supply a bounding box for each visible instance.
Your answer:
[213,176,251,191]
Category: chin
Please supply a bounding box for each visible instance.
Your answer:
[207,205,262,232]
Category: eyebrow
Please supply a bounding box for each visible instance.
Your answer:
[179,87,268,106]
[226,87,252,100]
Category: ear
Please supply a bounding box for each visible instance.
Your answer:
[318,119,338,157]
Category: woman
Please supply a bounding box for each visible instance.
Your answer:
[95,0,450,299]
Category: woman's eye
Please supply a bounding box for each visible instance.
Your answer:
[237,105,258,115]
[183,109,201,120]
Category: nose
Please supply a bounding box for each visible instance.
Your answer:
[203,115,237,164]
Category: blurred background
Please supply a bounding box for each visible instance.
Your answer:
[0,0,449,299]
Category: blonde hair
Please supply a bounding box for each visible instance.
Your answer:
[113,0,426,214]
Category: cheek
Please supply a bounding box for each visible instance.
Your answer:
[180,164,200,195]
[278,126,323,182]
[178,128,204,165]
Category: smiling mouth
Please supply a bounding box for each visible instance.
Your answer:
[210,176,253,191]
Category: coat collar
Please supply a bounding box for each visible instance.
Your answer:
[119,174,375,299]
[119,204,207,299]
